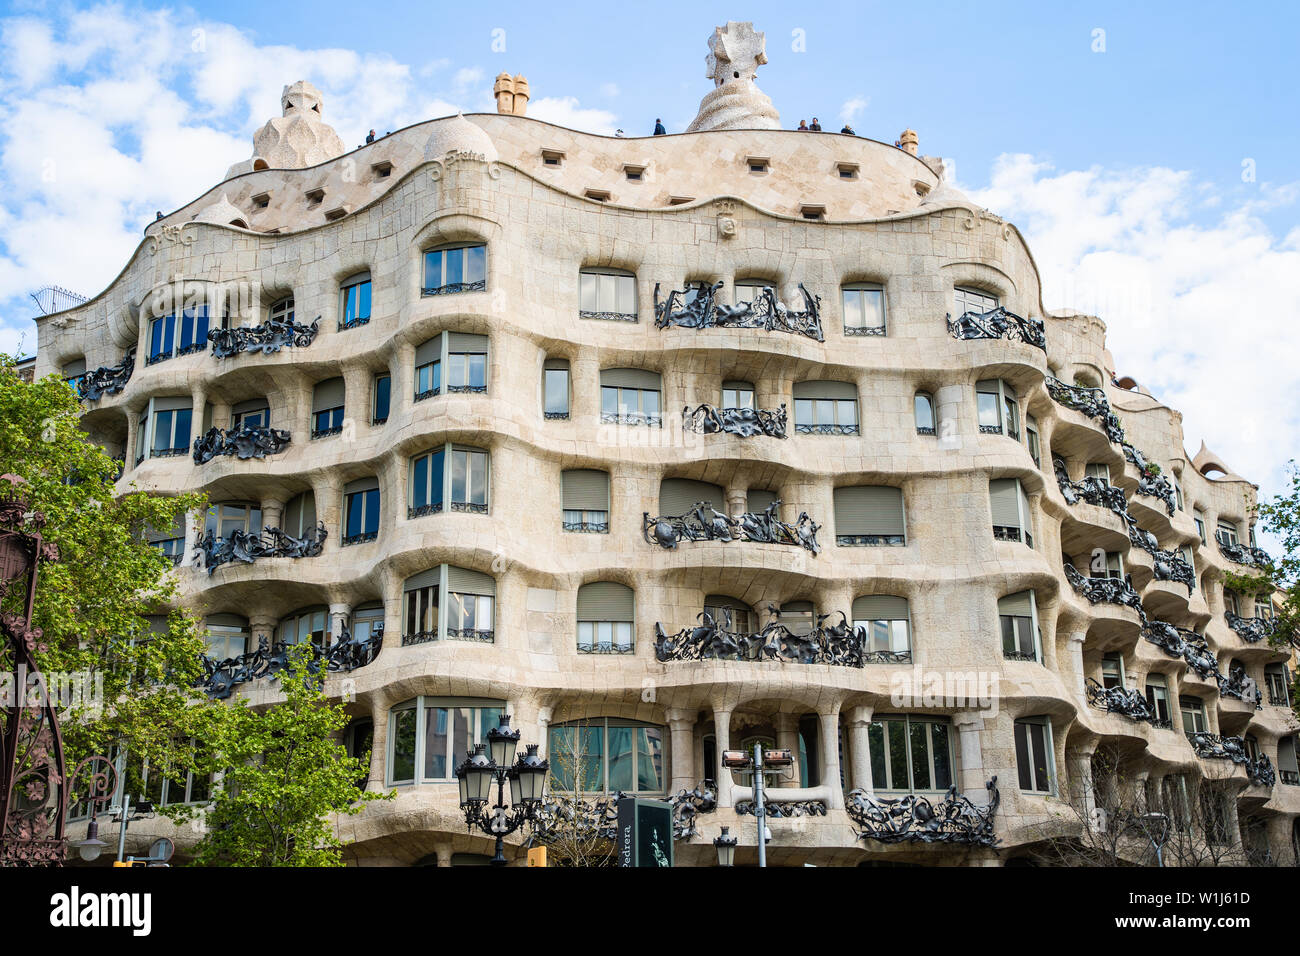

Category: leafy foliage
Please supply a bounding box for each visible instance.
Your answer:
[1255,461,1300,662]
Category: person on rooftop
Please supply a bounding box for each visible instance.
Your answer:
[809,117,822,131]
[841,124,855,135]
[796,119,808,131]
[654,118,666,135]
[366,129,376,144]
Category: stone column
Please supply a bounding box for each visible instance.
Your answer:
[367,696,387,790]
[536,705,553,758]
[847,705,874,796]
[725,487,747,520]
[393,341,415,417]
[249,613,277,653]
[666,708,696,793]
[1069,632,1087,698]
[712,706,734,807]
[329,603,351,644]
[342,362,370,432]
[312,473,343,552]
[210,400,232,431]
[261,496,286,533]
[190,384,207,437]
[934,384,965,450]
[818,704,844,808]
[954,713,986,801]
[1067,749,1097,828]
[774,713,801,788]
[572,352,600,423]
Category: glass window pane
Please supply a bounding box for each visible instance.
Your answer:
[580,274,597,311]
[446,249,463,286]
[868,722,886,789]
[863,290,884,328]
[887,720,907,791]
[469,353,486,387]
[451,707,471,772]
[425,251,442,288]
[424,707,449,779]
[842,291,863,328]
[909,720,932,790]
[601,386,617,415]
[346,494,363,538]
[616,275,635,314]
[641,390,659,417]
[1015,723,1033,790]
[636,727,663,792]
[364,489,379,534]
[931,724,952,789]
[545,370,568,413]
[978,393,1000,428]
[465,245,486,284]
[413,456,429,508]
[1031,724,1050,791]
[914,395,934,429]
[451,451,467,501]
[607,726,635,792]
[391,709,417,782]
[816,399,834,424]
[838,400,857,426]
[794,399,813,426]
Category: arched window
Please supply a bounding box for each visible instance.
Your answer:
[339,272,371,330]
[562,469,610,532]
[914,392,935,435]
[792,381,858,435]
[998,591,1040,662]
[658,477,725,517]
[579,267,637,320]
[547,717,665,795]
[424,244,487,296]
[842,282,886,335]
[576,582,634,653]
[852,595,911,661]
[311,377,345,438]
[387,697,505,785]
[954,285,998,316]
[1014,716,1054,793]
[205,501,261,540]
[543,358,570,419]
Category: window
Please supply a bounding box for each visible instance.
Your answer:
[543,359,570,419]
[231,398,269,430]
[1225,591,1239,616]
[1179,696,1207,735]
[400,566,496,644]
[1194,509,1207,545]
[136,397,193,462]
[580,268,637,320]
[975,379,1019,439]
[852,595,911,662]
[778,601,816,636]
[251,192,270,209]
[1014,716,1054,793]
[999,591,1040,662]
[989,477,1034,547]
[834,485,906,547]
[746,156,769,174]
[408,443,489,518]
[1093,551,1124,580]
[792,381,859,435]
[722,380,755,410]
[387,697,505,785]
[414,339,441,401]
[269,296,294,324]
[1265,665,1290,706]
[1280,737,1300,785]
[146,514,186,566]
[600,368,662,426]
[1145,674,1172,727]
[147,304,210,364]
[954,286,999,317]
[351,603,384,643]
[203,613,250,661]
[1025,415,1041,467]
[576,582,634,653]
[868,715,953,792]
[747,488,778,516]
[658,478,725,518]
[122,744,213,807]
[62,358,86,394]
[914,392,935,435]
[1216,520,1240,548]
[841,283,886,336]
[1085,462,1111,483]
[403,568,440,644]
[548,718,665,795]
[1175,483,1185,512]
[800,204,826,221]
[423,244,486,296]
[562,469,610,533]
[733,278,770,309]
[584,189,611,202]
[447,335,488,393]
[409,447,445,518]
[372,374,391,425]
[451,446,489,513]
[311,377,345,437]
[343,477,380,545]
[371,161,393,179]
[339,273,371,330]
[703,595,755,635]
[281,491,317,538]
[277,606,329,652]
[541,149,564,167]
[1101,653,1125,689]
[837,162,860,180]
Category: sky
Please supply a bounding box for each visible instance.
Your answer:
[0,0,1297,527]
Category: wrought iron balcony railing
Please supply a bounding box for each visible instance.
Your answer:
[449,501,488,514]
[447,383,487,394]
[576,641,635,655]
[1044,377,1126,445]
[1185,732,1276,786]
[1150,547,1195,593]
[1225,611,1277,644]
[644,499,820,554]
[736,799,827,817]
[837,533,905,547]
[197,625,383,699]
[543,410,569,420]
[311,425,343,439]
[1064,563,1143,612]
[847,778,1000,847]
[446,628,494,643]
[342,530,378,546]
[654,608,866,667]
[79,347,136,401]
[408,503,443,520]
[682,402,787,439]
[192,423,291,464]
[194,523,326,574]
[653,280,824,342]
[579,309,637,322]
[562,519,609,533]
[946,305,1046,351]
[992,525,1023,543]
[600,411,661,427]
[1217,670,1262,708]
[337,315,370,331]
[1268,690,1290,707]
[795,422,860,435]
[1003,649,1038,663]
[1217,538,1271,569]
[402,630,437,647]
[531,782,717,844]
[150,446,188,460]
[208,316,320,358]
[414,387,439,403]
[145,349,173,366]
[1135,468,1177,517]
[422,279,486,296]
[1053,458,1129,517]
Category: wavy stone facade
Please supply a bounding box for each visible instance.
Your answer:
[35,71,1300,866]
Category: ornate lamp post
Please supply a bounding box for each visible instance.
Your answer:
[454,714,549,866]
[68,755,120,862]
[713,826,738,866]
[721,745,794,868]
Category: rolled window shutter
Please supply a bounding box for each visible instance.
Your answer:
[704,594,751,612]
[342,271,371,287]
[206,613,248,629]
[975,379,999,395]
[562,470,609,511]
[998,591,1034,618]
[659,478,725,516]
[544,357,570,371]
[63,358,86,377]
[344,476,379,495]
[284,491,316,534]
[232,398,268,417]
[834,486,904,536]
[415,336,442,366]
[404,568,440,592]
[793,380,855,400]
[601,368,661,390]
[446,566,496,596]
[989,479,1021,529]
[746,489,778,514]
[447,332,489,352]
[153,395,192,412]
[722,379,754,392]
[1018,483,1032,529]
[146,615,170,636]
[312,377,345,411]
[852,595,909,621]
[576,582,634,621]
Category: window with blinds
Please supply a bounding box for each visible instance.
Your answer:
[842,283,886,335]
[658,478,725,517]
[834,486,905,546]
[989,477,1033,547]
[998,590,1038,662]
[954,286,999,317]
[576,582,635,653]
[703,595,755,634]
[277,606,329,651]
[544,358,570,419]
[579,268,637,320]
[851,595,911,661]
[231,397,270,429]
[600,368,662,426]
[746,488,779,516]
[204,613,250,661]
[975,379,1019,439]
[792,381,859,435]
[415,336,442,400]
[343,477,380,545]
[282,491,317,538]
[311,377,345,437]
[562,469,610,532]
[423,244,486,295]
[447,566,495,642]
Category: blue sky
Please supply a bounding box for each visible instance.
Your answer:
[0,0,1297,524]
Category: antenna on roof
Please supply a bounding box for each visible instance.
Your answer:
[30,285,87,315]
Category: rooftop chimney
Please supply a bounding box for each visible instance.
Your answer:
[899,129,918,156]
[494,73,530,115]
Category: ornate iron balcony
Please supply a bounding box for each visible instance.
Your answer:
[579,309,637,322]
[916,426,936,436]
[1086,677,1157,723]
[446,627,494,643]
[837,534,905,547]
[1141,617,1220,680]
[422,279,486,296]
[531,782,717,844]
[1217,670,1262,708]
[1135,468,1176,516]
[847,777,1001,847]
[311,425,343,439]
[338,315,370,331]
[449,501,488,514]
[600,411,661,427]
[1054,458,1128,517]
[1185,732,1274,785]
[177,342,207,357]
[413,387,439,403]
[654,608,866,667]
[197,624,383,699]
[544,411,569,420]
[795,422,859,435]
[576,641,635,655]
[844,324,886,336]
[79,347,136,401]
[402,630,437,647]
[947,305,1046,351]
[342,530,378,546]
[1045,377,1126,445]
[192,423,291,464]
[992,526,1022,543]
[653,280,824,342]
[1151,549,1195,593]
[863,649,912,664]
[145,349,173,366]
[408,503,444,520]
[447,383,487,394]
[194,522,326,574]
[563,520,609,533]
[644,499,820,554]
[1268,690,1289,707]
[208,316,320,358]
[151,447,188,460]
[736,799,827,817]
[683,402,787,439]
[1225,611,1277,644]
[1217,538,1271,569]
[979,424,1003,435]
[1003,649,1038,663]
[1064,563,1143,612]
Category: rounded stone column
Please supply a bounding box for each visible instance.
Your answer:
[847,705,874,796]
[1068,631,1087,698]
[775,713,801,788]
[367,695,388,790]
[818,704,844,808]
[249,613,278,652]
[329,603,351,644]
[953,712,986,801]
[666,708,696,794]
[712,706,734,807]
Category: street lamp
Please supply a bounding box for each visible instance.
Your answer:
[721,745,793,868]
[455,714,549,866]
[713,826,738,867]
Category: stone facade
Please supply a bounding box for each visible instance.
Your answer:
[37,29,1300,866]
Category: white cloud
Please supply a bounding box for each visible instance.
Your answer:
[600,82,620,98]
[839,95,868,126]
[966,154,1300,514]
[527,96,619,135]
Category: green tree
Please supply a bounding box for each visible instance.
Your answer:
[1255,462,1300,719]
[0,354,208,797]
[165,645,389,866]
